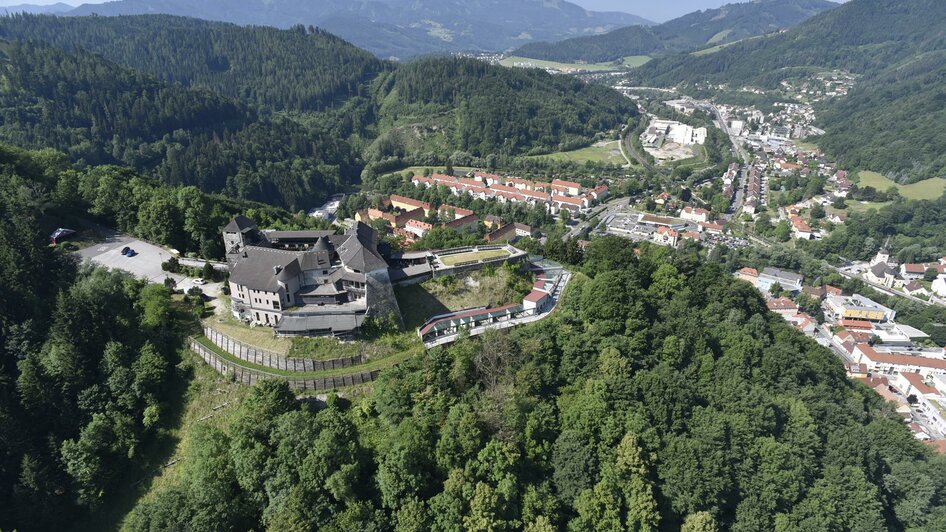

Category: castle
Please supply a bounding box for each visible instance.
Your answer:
[223,216,401,337]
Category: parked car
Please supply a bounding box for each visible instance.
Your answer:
[121,246,130,255]
[126,249,137,257]
[193,278,207,285]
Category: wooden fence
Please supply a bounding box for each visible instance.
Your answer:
[190,339,380,391]
[203,326,366,372]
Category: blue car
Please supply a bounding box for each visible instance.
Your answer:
[126,249,137,257]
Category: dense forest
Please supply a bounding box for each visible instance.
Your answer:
[0,15,638,209]
[124,238,946,531]
[0,39,361,210]
[0,145,191,529]
[512,0,835,63]
[0,15,388,112]
[367,57,637,161]
[630,0,946,182]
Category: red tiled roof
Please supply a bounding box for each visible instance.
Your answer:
[840,319,873,330]
[390,195,430,210]
[524,290,549,303]
[552,194,585,206]
[925,440,946,454]
[552,178,581,189]
[738,267,759,277]
[857,344,946,370]
[902,372,939,396]
[767,297,797,311]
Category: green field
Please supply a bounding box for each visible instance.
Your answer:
[856,171,946,200]
[500,55,650,72]
[194,335,420,378]
[528,140,627,164]
[440,248,510,266]
[846,200,892,213]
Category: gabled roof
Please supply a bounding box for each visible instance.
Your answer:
[337,222,388,273]
[224,215,257,233]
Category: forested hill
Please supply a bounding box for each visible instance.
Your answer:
[512,0,836,63]
[0,16,637,208]
[0,14,388,112]
[125,238,946,531]
[0,39,360,210]
[366,57,638,161]
[632,0,946,182]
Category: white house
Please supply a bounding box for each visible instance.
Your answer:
[680,207,710,224]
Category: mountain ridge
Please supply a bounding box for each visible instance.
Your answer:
[512,0,837,63]
[64,0,652,59]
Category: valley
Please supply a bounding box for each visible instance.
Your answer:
[3,1,946,531]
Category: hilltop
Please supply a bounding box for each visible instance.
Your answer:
[512,0,836,64]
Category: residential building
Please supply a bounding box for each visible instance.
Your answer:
[736,267,759,284]
[680,207,710,224]
[826,294,896,322]
[852,344,946,378]
[652,226,679,247]
[767,297,798,316]
[757,267,804,293]
[790,216,813,240]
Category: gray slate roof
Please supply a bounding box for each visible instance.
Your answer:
[224,215,257,233]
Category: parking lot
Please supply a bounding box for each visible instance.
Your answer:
[78,234,181,284]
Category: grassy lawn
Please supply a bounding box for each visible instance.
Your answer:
[395,267,532,329]
[620,55,651,68]
[440,249,510,266]
[500,56,626,72]
[847,200,892,213]
[193,335,421,379]
[527,140,626,164]
[855,171,946,200]
[204,315,292,354]
[288,337,362,360]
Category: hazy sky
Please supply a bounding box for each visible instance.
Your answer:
[1,0,843,24]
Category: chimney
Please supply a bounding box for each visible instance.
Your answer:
[273,265,282,275]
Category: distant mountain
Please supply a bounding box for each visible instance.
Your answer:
[633,0,946,183]
[513,0,836,63]
[0,3,72,15]
[66,0,652,59]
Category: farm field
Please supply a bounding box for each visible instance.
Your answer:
[528,140,627,164]
[500,55,650,72]
[856,171,946,200]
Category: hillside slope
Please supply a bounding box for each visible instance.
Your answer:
[66,0,651,59]
[513,0,836,63]
[366,57,637,161]
[0,40,360,210]
[0,14,388,113]
[632,0,946,181]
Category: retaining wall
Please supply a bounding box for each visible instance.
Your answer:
[190,339,380,391]
[203,326,367,372]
